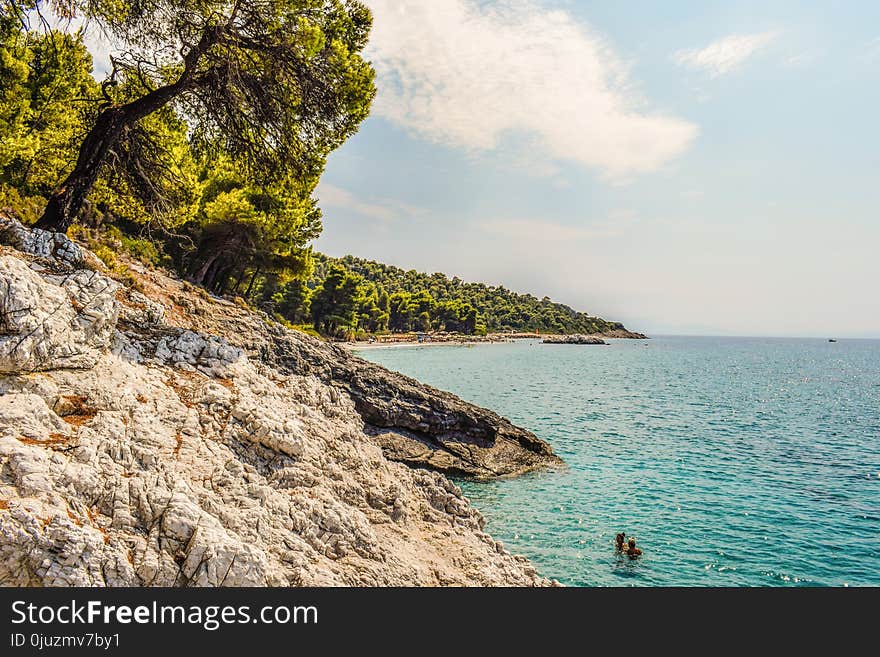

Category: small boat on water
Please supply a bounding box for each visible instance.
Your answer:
[828,339,838,343]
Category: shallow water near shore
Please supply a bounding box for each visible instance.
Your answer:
[357,336,880,586]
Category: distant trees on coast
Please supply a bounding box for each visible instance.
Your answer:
[273,253,626,339]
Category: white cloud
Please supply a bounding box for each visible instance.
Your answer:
[81,28,114,78]
[675,31,779,77]
[365,0,697,178]
[316,183,424,223]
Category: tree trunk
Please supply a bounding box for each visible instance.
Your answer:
[244,267,262,299]
[35,109,125,231]
[191,252,220,286]
[34,27,222,232]
[202,256,226,291]
[231,266,246,295]
[216,264,236,295]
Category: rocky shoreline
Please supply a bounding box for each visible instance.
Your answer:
[0,216,559,586]
[347,328,647,348]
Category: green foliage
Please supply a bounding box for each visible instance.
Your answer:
[27,0,376,229]
[102,226,163,266]
[87,242,139,289]
[0,183,44,224]
[89,96,201,228]
[293,253,628,337]
[355,284,389,333]
[0,6,372,316]
[0,25,98,203]
[310,264,361,338]
[180,155,321,296]
[273,278,312,325]
[0,10,33,172]
[289,323,321,338]
[0,23,198,228]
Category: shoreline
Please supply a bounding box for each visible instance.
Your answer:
[344,332,648,351]
[345,338,523,351]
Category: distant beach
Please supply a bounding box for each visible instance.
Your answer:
[343,329,646,351]
[345,337,526,351]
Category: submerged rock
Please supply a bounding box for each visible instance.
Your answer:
[0,218,557,586]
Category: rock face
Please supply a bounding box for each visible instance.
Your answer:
[596,328,648,340]
[263,339,560,479]
[0,215,84,267]
[0,218,556,586]
[0,257,119,373]
[118,259,562,480]
[543,335,608,345]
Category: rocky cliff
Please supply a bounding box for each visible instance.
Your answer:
[0,216,559,586]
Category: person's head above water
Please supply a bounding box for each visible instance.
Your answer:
[615,532,626,546]
[626,537,642,557]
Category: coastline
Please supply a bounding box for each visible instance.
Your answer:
[0,216,559,587]
[344,338,519,351]
[343,330,648,351]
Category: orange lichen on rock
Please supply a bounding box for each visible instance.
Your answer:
[115,288,146,310]
[85,507,110,544]
[57,395,98,426]
[17,433,70,446]
[164,373,199,408]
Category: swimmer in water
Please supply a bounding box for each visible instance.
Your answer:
[615,532,626,552]
[625,538,642,558]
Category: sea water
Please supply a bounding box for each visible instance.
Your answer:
[357,337,880,586]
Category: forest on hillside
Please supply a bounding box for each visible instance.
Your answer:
[296,253,628,337]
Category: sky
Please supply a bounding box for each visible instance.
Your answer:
[81,1,880,337]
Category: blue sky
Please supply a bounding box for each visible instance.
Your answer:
[76,1,879,337]
[311,1,880,337]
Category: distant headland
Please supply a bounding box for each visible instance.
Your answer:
[301,252,645,343]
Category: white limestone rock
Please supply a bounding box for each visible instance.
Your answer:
[0,215,84,267]
[0,257,119,372]
[118,289,166,326]
[0,220,553,588]
[154,330,244,376]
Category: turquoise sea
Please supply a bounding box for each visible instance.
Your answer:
[357,337,880,586]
